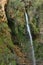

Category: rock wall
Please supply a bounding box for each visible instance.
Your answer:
[0,0,43,65]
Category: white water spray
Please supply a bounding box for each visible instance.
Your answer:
[25,12,36,65]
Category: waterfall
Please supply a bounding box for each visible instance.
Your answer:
[25,12,36,65]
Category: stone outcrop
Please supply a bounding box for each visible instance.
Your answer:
[0,0,7,22]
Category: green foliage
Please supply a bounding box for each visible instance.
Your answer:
[30,17,39,35]
[32,0,43,8]
[0,53,16,65]
[34,40,43,60]
[0,21,16,64]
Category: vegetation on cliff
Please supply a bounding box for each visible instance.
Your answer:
[0,0,43,65]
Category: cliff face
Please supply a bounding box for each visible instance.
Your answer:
[0,0,31,65]
[0,0,16,65]
[39,7,43,43]
[0,0,43,65]
[5,0,43,64]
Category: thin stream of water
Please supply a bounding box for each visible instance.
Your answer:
[25,11,36,65]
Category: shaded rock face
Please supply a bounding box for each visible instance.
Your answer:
[6,0,40,41]
[6,0,28,43]
[0,0,16,65]
[0,0,31,65]
[6,1,31,64]
[6,0,43,64]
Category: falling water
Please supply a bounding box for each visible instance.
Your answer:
[25,11,36,65]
